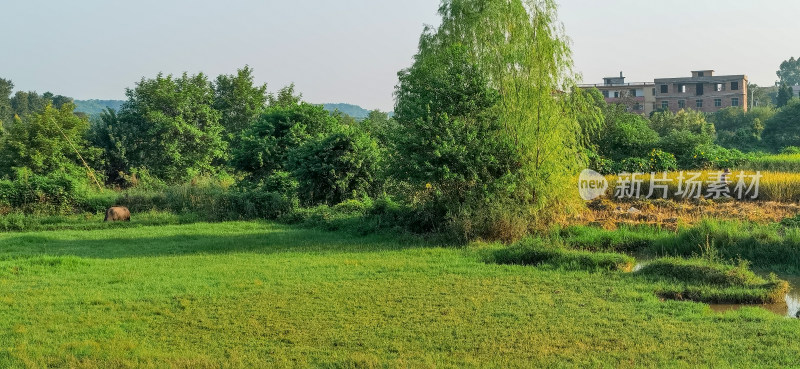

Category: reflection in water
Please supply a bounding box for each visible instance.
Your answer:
[708,276,800,318]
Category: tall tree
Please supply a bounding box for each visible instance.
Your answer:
[89,108,129,184]
[778,57,800,86]
[268,84,302,107]
[0,78,13,126]
[777,83,794,108]
[395,0,591,239]
[115,73,226,183]
[213,66,268,139]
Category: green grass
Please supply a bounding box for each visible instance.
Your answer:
[480,237,635,272]
[739,153,800,172]
[1,222,800,367]
[558,220,800,274]
[636,257,789,304]
[0,210,203,233]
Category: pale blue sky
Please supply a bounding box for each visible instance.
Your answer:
[2,0,798,111]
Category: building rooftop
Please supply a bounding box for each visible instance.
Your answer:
[654,75,746,83]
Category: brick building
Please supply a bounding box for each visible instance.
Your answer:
[653,70,748,113]
[579,72,656,115]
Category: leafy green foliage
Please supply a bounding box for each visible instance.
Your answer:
[0,103,99,178]
[289,127,382,206]
[113,73,227,183]
[0,78,13,126]
[647,110,716,165]
[777,56,800,86]
[88,108,128,185]
[232,102,338,178]
[777,83,794,108]
[762,100,800,149]
[394,0,589,240]
[213,66,268,139]
[596,113,659,161]
[710,106,773,151]
[684,144,747,169]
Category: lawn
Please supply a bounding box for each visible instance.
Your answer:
[1,222,800,368]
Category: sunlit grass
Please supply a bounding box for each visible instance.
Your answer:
[0,222,799,367]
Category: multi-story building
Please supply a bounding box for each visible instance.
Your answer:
[579,72,656,115]
[654,70,748,113]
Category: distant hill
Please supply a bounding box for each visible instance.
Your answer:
[321,103,374,120]
[73,100,388,120]
[74,100,125,116]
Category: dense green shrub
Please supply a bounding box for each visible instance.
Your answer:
[0,103,101,178]
[763,100,800,150]
[289,127,382,206]
[0,169,106,215]
[232,102,338,179]
[613,157,650,173]
[683,144,748,169]
[596,113,659,161]
[780,146,800,155]
[648,149,678,171]
[710,106,773,151]
[112,73,227,183]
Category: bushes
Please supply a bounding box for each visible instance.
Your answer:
[763,100,800,150]
[683,144,748,169]
[116,180,296,222]
[289,127,382,206]
[0,169,111,215]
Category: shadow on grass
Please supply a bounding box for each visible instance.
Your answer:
[0,222,429,260]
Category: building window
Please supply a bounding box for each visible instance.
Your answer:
[732,98,740,107]
[716,83,724,92]
[714,99,722,107]
[697,72,705,77]
[652,88,656,95]
[696,100,703,108]
[660,85,668,93]
[662,101,669,110]
[633,103,643,111]
[679,85,686,93]
[678,100,686,109]
[629,89,636,97]
[731,82,739,91]
[602,90,609,98]
[614,91,620,98]
[652,102,657,111]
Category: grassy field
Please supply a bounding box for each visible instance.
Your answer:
[739,154,800,172]
[1,221,800,367]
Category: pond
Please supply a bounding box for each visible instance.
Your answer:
[633,259,800,318]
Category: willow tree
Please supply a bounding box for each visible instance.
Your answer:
[394,0,593,240]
